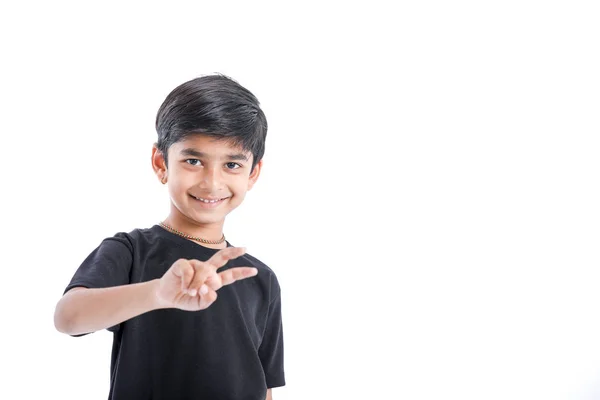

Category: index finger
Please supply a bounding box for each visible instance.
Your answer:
[205,246,247,269]
[218,267,258,287]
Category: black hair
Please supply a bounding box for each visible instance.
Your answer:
[155,74,267,172]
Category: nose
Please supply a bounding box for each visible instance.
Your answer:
[198,165,221,191]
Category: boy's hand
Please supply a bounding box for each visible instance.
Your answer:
[155,247,257,311]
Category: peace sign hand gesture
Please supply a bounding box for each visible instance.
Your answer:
[155,247,257,311]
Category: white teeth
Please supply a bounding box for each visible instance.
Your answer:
[193,196,223,203]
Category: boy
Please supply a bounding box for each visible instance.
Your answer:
[54,74,285,400]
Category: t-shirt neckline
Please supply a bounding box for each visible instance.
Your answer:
[152,224,232,253]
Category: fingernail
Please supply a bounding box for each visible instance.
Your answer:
[200,285,209,295]
[189,289,197,296]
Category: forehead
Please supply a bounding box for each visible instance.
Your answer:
[170,135,250,158]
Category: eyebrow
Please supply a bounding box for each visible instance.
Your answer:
[180,148,249,161]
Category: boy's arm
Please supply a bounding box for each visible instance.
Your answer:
[54,280,163,336]
[266,388,272,400]
[55,248,257,336]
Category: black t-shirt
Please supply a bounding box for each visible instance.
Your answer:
[64,225,285,400]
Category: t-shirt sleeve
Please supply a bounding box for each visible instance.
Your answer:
[258,275,286,388]
[63,233,134,334]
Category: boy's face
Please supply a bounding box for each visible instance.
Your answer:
[152,134,261,227]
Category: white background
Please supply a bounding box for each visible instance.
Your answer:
[1,1,599,399]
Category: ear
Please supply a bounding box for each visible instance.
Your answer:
[151,144,168,184]
[247,159,263,191]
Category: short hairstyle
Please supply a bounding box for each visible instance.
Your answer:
[155,74,267,172]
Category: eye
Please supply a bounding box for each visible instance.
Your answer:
[185,159,202,166]
[226,162,242,170]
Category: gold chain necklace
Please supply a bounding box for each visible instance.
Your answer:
[159,222,226,244]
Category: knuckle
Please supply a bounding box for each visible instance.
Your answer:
[194,262,208,271]
[194,266,205,277]
[177,258,190,266]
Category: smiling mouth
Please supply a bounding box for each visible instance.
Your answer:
[189,195,229,204]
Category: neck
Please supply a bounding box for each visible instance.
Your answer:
[163,208,226,249]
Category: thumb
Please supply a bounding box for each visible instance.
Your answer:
[171,259,194,293]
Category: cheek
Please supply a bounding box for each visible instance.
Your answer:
[168,168,193,188]
[166,176,189,198]
[229,180,249,197]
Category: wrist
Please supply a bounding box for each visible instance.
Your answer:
[147,279,168,310]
